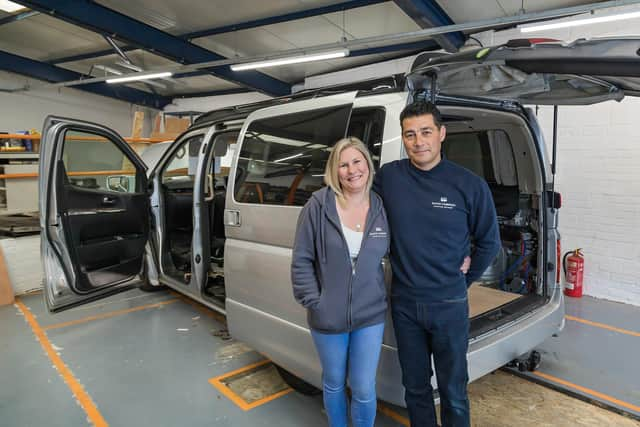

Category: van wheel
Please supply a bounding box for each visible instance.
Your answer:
[275,365,321,396]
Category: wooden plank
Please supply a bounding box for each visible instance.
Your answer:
[468,284,521,318]
[0,245,15,306]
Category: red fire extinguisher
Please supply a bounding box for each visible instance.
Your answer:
[562,249,584,298]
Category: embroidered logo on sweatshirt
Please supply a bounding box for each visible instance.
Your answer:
[432,196,456,209]
[369,227,387,238]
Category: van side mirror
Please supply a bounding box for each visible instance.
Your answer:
[107,175,132,192]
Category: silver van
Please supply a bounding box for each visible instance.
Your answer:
[39,38,640,406]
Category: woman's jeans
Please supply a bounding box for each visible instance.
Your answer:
[311,322,385,427]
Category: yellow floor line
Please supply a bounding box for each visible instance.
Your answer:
[532,371,640,413]
[43,298,179,330]
[565,315,640,338]
[15,299,109,427]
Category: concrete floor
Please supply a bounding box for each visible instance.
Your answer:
[1,289,639,426]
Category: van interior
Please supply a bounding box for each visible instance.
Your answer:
[156,103,548,339]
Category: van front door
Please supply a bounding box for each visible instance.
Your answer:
[39,117,149,312]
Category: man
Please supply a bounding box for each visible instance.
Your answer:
[373,101,500,426]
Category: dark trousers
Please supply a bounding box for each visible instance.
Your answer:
[391,296,470,427]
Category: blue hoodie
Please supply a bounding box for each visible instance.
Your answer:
[291,187,390,333]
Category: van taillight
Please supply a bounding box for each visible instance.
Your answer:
[556,239,561,284]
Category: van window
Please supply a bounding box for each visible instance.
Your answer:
[443,131,496,182]
[234,106,386,206]
[62,129,137,193]
[443,130,517,186]
[234,106,351,206]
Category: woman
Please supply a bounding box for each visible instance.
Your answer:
[291,137,389,427]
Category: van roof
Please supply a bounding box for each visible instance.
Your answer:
[193,74,405,126]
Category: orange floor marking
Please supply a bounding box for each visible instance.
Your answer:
[168,291,226,324]
[565,314,640,338]
[377,402,410,426]
[15,299,109,427]
[208,359,293,411]
[43,298,179,330]
[532,371,640,413]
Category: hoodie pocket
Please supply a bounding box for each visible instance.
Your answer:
[308,294,345,332]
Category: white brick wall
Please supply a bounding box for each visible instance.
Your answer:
[539,99,640,306]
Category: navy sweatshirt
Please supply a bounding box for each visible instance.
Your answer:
[373,158,500,302]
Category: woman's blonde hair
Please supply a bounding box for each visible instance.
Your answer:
[324,136,375,203]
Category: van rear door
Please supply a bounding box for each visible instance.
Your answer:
[408,38,640,105]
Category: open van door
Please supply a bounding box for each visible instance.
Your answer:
[408,38,640,105]
[39,116,149,312]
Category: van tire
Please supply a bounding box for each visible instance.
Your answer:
[275,365,321,396]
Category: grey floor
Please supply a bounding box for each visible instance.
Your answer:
[1,289,639,426]
[1,289,409,427]
[524,295,640,418]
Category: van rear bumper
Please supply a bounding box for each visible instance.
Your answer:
[227,287,565,408]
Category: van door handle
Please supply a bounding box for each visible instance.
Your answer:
[102,196,116,206]
[224,209,241,227]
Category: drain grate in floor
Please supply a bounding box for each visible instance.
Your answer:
[209,360,292,411]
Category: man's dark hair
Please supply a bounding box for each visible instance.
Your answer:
[400,101,443,129]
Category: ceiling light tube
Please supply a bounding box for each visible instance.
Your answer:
[274,153,303,163]
[231,49,349,71]
[0,1,25,12]
[106,71,173,84]
[520,10,640,32]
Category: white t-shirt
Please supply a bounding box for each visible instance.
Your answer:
[341,224,363,262]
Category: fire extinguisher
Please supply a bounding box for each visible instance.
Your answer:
[562,249,584,297]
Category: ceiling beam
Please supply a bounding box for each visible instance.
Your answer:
[48,0,389,65]
[392,0,464,52]
[15,0,291,96]
[0,50,171,108]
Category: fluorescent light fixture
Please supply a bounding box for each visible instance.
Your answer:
[520,10,640,33]
[0,1,24,12]
[274,153,303,163]
[231,49,349,71]
[106,71,173,84]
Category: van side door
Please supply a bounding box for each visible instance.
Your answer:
[224,92,356,342]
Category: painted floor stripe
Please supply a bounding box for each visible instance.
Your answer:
[532,371,640,414]
[15,299,109,427]
[42,298,179,330]
[208,360,293,411]
[377,402,410,426]
[566,314,640,337]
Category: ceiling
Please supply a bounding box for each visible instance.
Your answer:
[0,0,607,108]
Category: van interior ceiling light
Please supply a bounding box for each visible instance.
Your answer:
[230,49,349,71]
[0,0,24,12]
[520,9,640,32]
[106,71,173,84]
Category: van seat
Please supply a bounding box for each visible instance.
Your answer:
[488,184,519,219]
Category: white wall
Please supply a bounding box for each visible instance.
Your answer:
[0,71,156,136]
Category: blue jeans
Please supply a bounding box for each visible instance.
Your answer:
[311,323,385,427]
[391,296,470,427]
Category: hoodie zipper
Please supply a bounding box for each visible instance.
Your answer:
[343,207,380,331]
